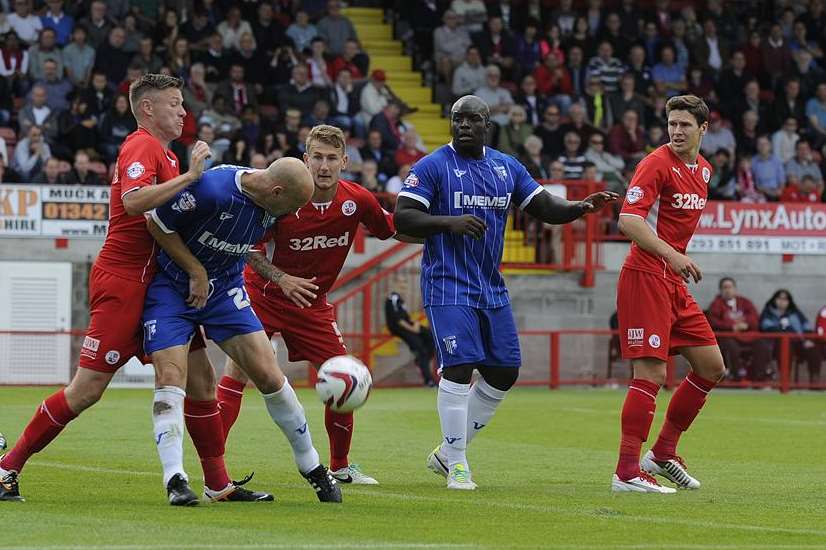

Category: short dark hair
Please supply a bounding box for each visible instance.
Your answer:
[719,277,736,289]
[665,94,709,126]
[129,73,183,113]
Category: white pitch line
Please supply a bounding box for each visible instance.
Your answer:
[6,545,478,550]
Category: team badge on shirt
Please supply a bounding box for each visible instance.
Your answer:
[127,161,145,179]
[702,167,711,183]
[626,186,644,204]
[171,191,197,212]
[443,335,458,355]
[493,165,508,180]
[403,173,419,187]
[105,350,120,365]
[342,200,357,216]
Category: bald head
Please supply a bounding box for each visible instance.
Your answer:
[246,157,314,216]
[450,95,490,159]
[451,95,490,119]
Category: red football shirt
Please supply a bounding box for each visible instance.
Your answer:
[95,128,181,283]
[620,144,712,283]
[244,180,396,305]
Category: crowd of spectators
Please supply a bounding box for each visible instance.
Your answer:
[0,0,426,189]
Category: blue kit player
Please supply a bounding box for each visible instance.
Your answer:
[394,95,618,490]
[142,157,342,504]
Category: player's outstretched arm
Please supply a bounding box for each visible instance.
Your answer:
[122,141,211,216]
[523,190,619,225]
[394,196,487,239]
[146,217,210,308]
[245,251,319,308]
[618,214,702,283]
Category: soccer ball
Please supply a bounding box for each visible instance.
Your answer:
[315,355,373,413]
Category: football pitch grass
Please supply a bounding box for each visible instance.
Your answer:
[2,386,825,550]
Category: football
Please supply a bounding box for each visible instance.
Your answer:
[315,355,373,413]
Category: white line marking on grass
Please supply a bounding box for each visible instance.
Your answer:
[6,545,477,550]
[30,461,156,477]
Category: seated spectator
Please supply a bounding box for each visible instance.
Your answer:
[549,160,566,181]
[82,71,113,119]
[15,126,52,180]
[238,105,262,149]
[330,69,364,137]
[79,0,113,49]
[693,19,729,76]
[608,109,645,167]
[94,26,131,86]
[584,132,624,193]
[222,135,251,166]
[63,150,101,185]
[534,104,564,160]
[700,111,735,158]
[532,54,572,110]
[317,1,358,57]
[304,99,335,128]
[514,18,546,74]
[341,128,363,180]
[735,156,764,202]
[608,72,647,130]
[182,63,212,119]
[781,174,822,203]
[586,40,625,94]
[707,148,736,200]
[566,45,588,100]
[195,33,229,84]
[62,25,95,87]
[473,64,514,127]
[558,131,587,180]
[40,0,74,47]
[360,129,395,182]
[805,82,826,148]
[120,14,144,55]
[385,163,411,194]
[0,31,29,97]
[217,6,253,51]
[790,49,825,100]
[772,117,800,164]
[329,39,368,81]
[566,16,595,60]
[514,74,547,127]
[152,9,180,55]
[190,124,218,171]
[626,44,653,97]
[370,102,404,151]
[644,124,667,153]
[359,69,391,124]
[559,103,599,150]
[394,130,425,168]
[772,78,806,132]
[249,152,268,170]
[275,108,302,153]
[32,156,63,184]
[358,158,382,192]
[519,135,550,179]
[198,94,241,140]
[217,63,258,116]
[497,105,533,157]
[57,95,98,158]
[716,51,752,115]
[0,156,22,183]
[751,136,785,200]
[451,0,487,34]
[286,11,318,54]
[181,9,216,52]
[167,36,192,79]
[707,277,759,381]
[7,0,42,46]
[133,37,164,75]
[452,46,487,98]
[30,58,73,113]
[97,93,136,162]
[753,289,821,383]
[27,28,63,81]
[582,76,611,132]
[735,110,761,158]
[305,37,333,89]
[686,67,716,109]
[651,45,686,98]
[785,139,824,188]
[19,84,60,144]
[385,282,436,387]
[473,16,516,79]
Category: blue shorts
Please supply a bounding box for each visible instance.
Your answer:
[142,271,262,355]
[425,305,521,369]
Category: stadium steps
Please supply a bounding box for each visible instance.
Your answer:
[502,217,537,264]
[344,6,448,151]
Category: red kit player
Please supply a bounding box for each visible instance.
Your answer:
[217,125,408,485]
[0,74,269,505]
[612,95,726,493]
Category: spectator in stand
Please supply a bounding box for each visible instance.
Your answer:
[608,72,647,130]
[190,124,218,171]
[394,130,425,168]
[330,69,365,136]
[644,124,668,153]
[693,18,729,76]
[305,99,334,128]
[474,16,516,79]
[32,156,63,184]
[216,63,258,116]
[625,44,653,97]
[608,109,645,167]
[781,174,822,203]
[753,289,821,384]
[520,135,550,180]
[772,117,800,164]
[700,111,736,158]
[558,131,587,180]
[40,0,74,47]
[198,94,241,141]
[451,0,487,34]
[222,135,251,165]
[358,158,381,192]
[120,14,143,55]
[19,84,59,144]
[167,36,192,79]
[514,74,547,128]
[515,18,546,75]
[434,10,472,86]
[669,18,692,70]
[28,28,63,81]
[116,63,146,97]
[97,92,136,162]
[532,52,573,112]
[385,283,436,387]
[182,63,212,119]
[14,125,51,180]
[785,139,824,189]
[474,64,514,127]
[735,110,761,158]
[497,105,533,157]
[549,0,576,36]
[790,49,825,100]
[452,46,487,98]
[772,78,807,131]
[790,19,824,64]
[651,45,686,98]
[31,58,72,113]
[57,95,98,158]
[761,23,793,91]
[360,128,395,182]
[369,101,403,151]
[63,150,102,185]
[751,135,786,200]
[716,51,753,116]
[8,0,42,46]
[586,40,625,94]
[63,26,96,89]
[734,80,770,132]
[133,37,164,75]
[217,6,252,51]
[742,29,763,78]
[286,10,318,54]
[734,156,764,203]
[317,0,357,57]
[79,0,113,49]
[94,26,131,86]
[0,31,29,96]
[585,131,625,193]
[155,10,182,54]
[707,148,736,201]
[581,76,611,132]
[566,45,588,101]
[329,39,368,81]
[274,108,302,153]
[0,156,22,183]
[805,83,826,148]
[686,67,717,108]
[566,16,595,60]
[639,20,660,66]
[82,71,113,119]
[306,37,333,89]
[707,277,759,381]
[181,9,216,52]
[534,104,564,160]
[250,2,284,58]
[249,152,268,170]
[560,102,598,149]
[385,163,410,194]
[359,69,392,124]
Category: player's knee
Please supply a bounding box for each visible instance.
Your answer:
[479,366,520,391]
[441,364,474,385]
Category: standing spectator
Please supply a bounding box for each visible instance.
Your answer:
[394,130,425,168]
[79,0,113,49]
[286,11,318,55]
[7,0,42,46]
[751,135,786,200]
[761,23,793,91]
[452,46,487,98]
[772,117,800,163]
[781,174,822,203]
[18,85,59,143]
[317,0,357,57]
[196,33,230,84]
[584,132,624,192]
[474,16,516,78]
[514,74,547,127]
[785,139,824,188]
[250,2,284,58]
[497,105,533,157]
[217,6,253,52]
[31,58,72,112]
[32,156,63,184]
[519,135,550,179]
[651,45,686,98]
[707,277,759,381]
[700,111,735,158]
[473,64,514,127]
[63,150,102,185]
[385,286,436,387]
[14,125,51,180]
[772,78,807,131]
[94,27,131,86]
[451,0,487,33]
[532,51,573,108]
[607,109,645,167]
[63,25,95,87]
[433,10,471,86]
[586,40,625,94]
[40,0,74,47]
[97,93,136,162]
[805,83,826,148]
[557,131,587,179]
[27,28,63,81]
[216,63,258,116]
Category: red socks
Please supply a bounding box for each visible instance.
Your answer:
[184,398,231,491]
[216,375,245,438]
[651,372,717,461]
[616,379,660,481]
[324,407,354,472]
[1,389,78,474]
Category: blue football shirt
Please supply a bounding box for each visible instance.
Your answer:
[398,144,543,308]
[150,165,278,282]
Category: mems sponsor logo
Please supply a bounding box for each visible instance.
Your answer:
[289,232,350,251]
[197,230,255,255]
[453,192,511,209]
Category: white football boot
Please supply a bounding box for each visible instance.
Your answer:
[641,450,701,490]
[331,464,379,485]
[446,464,477,490]
[426,444,449,478]
[611,471,677,493]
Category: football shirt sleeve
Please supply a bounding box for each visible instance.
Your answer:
[397,156,436,210]
[359,189,396,239]
[510,158,543,210]
[620,155,666,219]
[150,178,214,234]
[117,136,160,198]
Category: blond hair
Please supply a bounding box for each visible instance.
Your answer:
[305,124,346,155]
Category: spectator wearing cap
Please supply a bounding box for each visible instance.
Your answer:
[651,45,686,98]
[772,78,806,131]
[452,46,486,98]
[217,6,253,52]
[700,111,735,158]
[781,174,822,202]
[286,11,318,54]
[805,83,826,148]
[772,117,800,163]
[434,9,472,85]
[359,69,392,124]
[586,40,625,94]
[7,0,43,46]
[27,28,63,81]
[473,64,513,127]
[317,0,358,57]
[751,135,785,200]
[474,16,516,78]
[785,139,824,188]
[706,277,759,381]
[40,0,74,47]
[63,25,96,87]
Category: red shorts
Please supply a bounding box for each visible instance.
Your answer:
[79,265,205,373]
[616,268,717,362]
[248,284,346,366]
